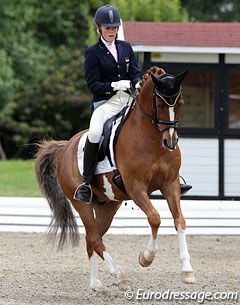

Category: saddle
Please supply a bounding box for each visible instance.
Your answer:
[97,104,132,194]
[98,105,128,164]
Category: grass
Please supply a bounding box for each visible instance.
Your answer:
[0,160,42,197]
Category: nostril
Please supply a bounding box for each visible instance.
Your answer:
[163,138,168,147]
[163,137,177,151]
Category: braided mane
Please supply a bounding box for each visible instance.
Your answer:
[135,66,165,100]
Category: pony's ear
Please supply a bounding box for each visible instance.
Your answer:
[175,69,189,86]
[151,74,158,86]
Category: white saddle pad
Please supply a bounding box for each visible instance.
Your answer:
[77,116,123,176]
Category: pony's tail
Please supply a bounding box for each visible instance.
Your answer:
[35,140,79,249]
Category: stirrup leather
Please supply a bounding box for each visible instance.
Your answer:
[73,182,93,203]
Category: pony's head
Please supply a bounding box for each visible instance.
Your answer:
[151,69,188,151]
[136,67,188,151]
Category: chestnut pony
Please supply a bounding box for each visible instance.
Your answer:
[35,66,195,292]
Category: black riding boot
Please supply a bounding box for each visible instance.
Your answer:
[179,176,192,195]
[73,138,99,203]
[180,184,192,195]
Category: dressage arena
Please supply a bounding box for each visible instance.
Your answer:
[0,199,239,305]
[0,233,239,305]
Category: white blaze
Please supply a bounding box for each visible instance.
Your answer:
[169,107,175,137]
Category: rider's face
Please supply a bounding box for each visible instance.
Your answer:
[100,26,118,43]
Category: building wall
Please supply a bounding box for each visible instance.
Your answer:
[224,139,240,196]
[179,138,219,196]
[140,52,240,200]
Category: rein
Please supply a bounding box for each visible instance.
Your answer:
[135,87,180,133]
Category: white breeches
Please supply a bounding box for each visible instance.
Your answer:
[88,91,132,144]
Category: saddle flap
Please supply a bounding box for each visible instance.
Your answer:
[98,105,129,162]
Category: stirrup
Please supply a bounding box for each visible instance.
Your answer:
[73,182,93,203]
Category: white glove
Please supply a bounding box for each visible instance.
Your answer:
[135,81,141,89]
[111,80,131,91]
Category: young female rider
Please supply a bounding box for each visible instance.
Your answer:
[74,4,192,202]
[73,5,141,202]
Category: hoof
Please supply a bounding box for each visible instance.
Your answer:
[91,285,107,295]
[138,252,154,267]
[96,288,107,296]
[90,279,106,294]
[118,279,132,291]
[117,271,131,291]
[181,271,196,284]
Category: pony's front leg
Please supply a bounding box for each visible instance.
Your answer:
[127,189,160,267]
[139,235,158,267]
[177,227,196,284]
[164,185,196,284]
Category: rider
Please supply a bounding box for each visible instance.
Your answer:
[73,4,141,203]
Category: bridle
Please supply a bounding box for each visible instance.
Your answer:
[136,86,181,133]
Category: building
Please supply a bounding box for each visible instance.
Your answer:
[123,22,240,200]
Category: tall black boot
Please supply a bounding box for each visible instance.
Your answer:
[73,137,99,203]
[180,176,192,195]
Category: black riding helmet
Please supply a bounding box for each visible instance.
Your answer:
[94,4,121,27]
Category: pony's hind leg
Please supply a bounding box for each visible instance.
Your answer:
[87,238,125,293]
[91,200,131,291]
[103,250,130,290]
[69,199,107,291]
[89,251,105,292]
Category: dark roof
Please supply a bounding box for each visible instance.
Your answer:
[123,22,240,47]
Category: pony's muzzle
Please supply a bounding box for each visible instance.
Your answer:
[162,130,178,151]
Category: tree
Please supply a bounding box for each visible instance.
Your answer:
[181,0,240,21]
[0,0,96,158]
[110,0,188,21]
[0,0,44,158]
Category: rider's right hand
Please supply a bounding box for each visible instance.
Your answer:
[111,80,131,91]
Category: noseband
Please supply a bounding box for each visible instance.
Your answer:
[136,86,181,133]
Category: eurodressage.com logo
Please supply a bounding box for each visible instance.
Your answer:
[124,289,239,303]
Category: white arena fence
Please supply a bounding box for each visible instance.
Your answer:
[0,197,240,235]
